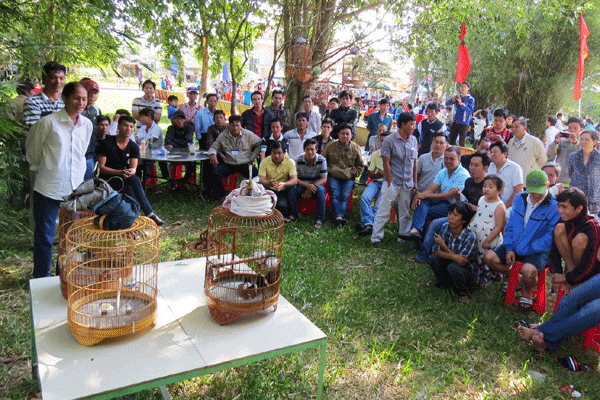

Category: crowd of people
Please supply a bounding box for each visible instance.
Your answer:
[14,62,600,357]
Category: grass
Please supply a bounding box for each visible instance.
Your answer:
[1,90,599,399]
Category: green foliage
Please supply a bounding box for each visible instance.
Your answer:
[393,0,600,134]
[1,0,135,79]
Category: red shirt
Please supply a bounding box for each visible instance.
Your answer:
[484,127,512,143]
[252,108,264,138]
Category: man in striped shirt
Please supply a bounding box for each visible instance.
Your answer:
[24,61,66,127]
[132,79,162,127]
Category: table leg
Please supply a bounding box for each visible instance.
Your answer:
[317,340,327,400]
[159,385,172,400]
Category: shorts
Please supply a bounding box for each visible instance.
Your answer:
[491,244,548,272]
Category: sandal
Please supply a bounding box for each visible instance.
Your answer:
[518,296,533,311]
[557,356,595,372]
[314,221,322,229]
[501,283,524,294]
[511,320,538,331]
[458,294,470,303]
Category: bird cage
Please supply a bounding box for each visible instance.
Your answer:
[203,206,284,325]
[58,206,95,299]
[287,43,313,83]
[64,216,160,346]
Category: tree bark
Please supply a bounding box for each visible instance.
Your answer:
[200,34,209,94]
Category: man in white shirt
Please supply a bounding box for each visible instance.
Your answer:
[284,112,317,160]
[488,141,523,208]
[295,95,321,134]
[26,82,93,278]
[545,115,560,153]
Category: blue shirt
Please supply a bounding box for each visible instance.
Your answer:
[432,164,470,201]
[194,107,214,140]
[367,112,393,137]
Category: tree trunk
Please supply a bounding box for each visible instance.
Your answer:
[200,34,209,94]
[230,52,237,115]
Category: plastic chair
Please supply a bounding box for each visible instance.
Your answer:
[222,172,244,193]
[504,261,548,316]
[145,164,158,186]
[170,162,196,189]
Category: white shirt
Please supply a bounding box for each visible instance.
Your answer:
[26,109,93,200]
[524,192,545,226]
[135,122,163,147]
[488,158,524,204]
[108,121,118,136]
[283,129,318,160]
[545,126,559,150]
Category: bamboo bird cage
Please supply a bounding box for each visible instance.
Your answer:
[203,206,284,325]
[58,207,95,299]
[64,216,160,345]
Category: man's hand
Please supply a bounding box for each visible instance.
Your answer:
[411,197,421,210]
[122,168,135,178]
[302,189,312,199]
[306,183,317,194]
[506,251,516,266]
[433,233,444,247]
[453,254,469,266]
[209,154,219,167]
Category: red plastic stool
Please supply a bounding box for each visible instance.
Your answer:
[145,164,158,186]
[222,172,244,193]
[583,324,600,352]
[504,261,548,316]
[170,162,196,188]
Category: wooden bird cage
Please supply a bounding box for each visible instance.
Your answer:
[64,216,160,345]
[287,43,313,83]
[58,207,95,299]
[203,206,284,325]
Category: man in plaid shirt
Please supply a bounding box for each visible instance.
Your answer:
[23,62,66,127]
[429,202,478,301]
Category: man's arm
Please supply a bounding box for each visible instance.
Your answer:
[505,184,523,208]
[535,139,548,168]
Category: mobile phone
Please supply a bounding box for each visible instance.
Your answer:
[560,131,570,138]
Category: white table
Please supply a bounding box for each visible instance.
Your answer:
[30,258,327,400]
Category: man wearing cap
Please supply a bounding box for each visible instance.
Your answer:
[179,87,201,125]
[80,78,101,122]
[483,170,560,310]
[194,93,218,147]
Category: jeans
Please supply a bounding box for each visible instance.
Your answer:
[411,199,451,232]
[33,191,62,278]
[537,273,600,351]
[417,217,448,260]
[328,176,354,218]
[84,157,95,180]
[122,175,153,216]
[291,184,326,222]
[211,163,258,198]
[360,180,383,226]
[428,254,477,294]
[274,187,294,217]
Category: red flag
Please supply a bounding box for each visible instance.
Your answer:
[574,13,589,101]
[403,98,409,112]
[455,22,471,83]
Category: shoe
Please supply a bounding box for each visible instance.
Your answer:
[414,254,428,264]
[398,230,422,241]
[355,222,363,231]
[372,241,382,249]
[148,213,165,226]
[358,225,373,236]
[314,221,323,229]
